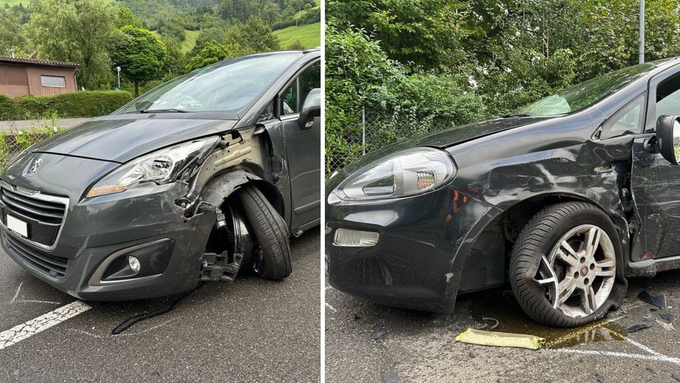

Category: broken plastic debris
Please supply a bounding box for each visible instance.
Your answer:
[646,367,656,374]
[454,328,545,350]
[655,319,676,331]
[372,329,387,340]
[660,314,674,324]
[481,317,499,331]
[638,291,667,309]
[594,373,605,383]
[672,372,680,382]
[626,324,651,333]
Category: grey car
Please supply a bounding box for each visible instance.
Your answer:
[0,49,321,300]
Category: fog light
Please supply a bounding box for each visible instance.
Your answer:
[333,229,379,247]
[128,256,141,273]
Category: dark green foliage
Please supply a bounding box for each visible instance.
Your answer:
[186,40,252,71]
[224,17,281,52]
[110,26,167,96]
[0,91,133,120]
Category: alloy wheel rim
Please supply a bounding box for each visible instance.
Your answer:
[535,224,617,318]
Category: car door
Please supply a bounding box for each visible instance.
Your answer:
[278,60,321,234]
[630,64,680,261]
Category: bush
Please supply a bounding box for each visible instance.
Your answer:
[0,91,133,120]
[272,7,321,30]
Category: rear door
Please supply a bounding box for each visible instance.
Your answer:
[278,60,321,234]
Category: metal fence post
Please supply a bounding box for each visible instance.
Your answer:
[362,106,366,156]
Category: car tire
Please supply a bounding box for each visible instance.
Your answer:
[509,202,627,327]
[237,184,292,280]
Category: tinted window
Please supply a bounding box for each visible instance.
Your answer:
[601,95,644,139]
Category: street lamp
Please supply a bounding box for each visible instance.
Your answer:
[116,66,121,89]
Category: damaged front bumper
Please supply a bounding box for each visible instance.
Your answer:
[0,181,216,301]
[325,186,502,313]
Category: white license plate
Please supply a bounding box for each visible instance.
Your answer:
[6,215,28,237]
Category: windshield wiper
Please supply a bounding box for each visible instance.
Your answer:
[497,112,534,118]
[139,108,189,114]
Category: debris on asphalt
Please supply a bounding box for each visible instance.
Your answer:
[480,317,499,331]
[672,372,680,382]
[372,329,387,340]
[112,285,200,335]
[638,291,667,309]
[594,373,605,383]
[660,313,674,324]
[655,319,676,331]
[646,367,656,374]
[626,324,652,333]
[353,314,360,321]
[454,328,545,350]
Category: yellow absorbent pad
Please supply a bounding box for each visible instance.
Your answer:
[454,328,546,350]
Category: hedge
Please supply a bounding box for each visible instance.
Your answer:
[0,91,133,120]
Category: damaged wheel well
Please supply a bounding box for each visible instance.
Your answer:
[459,194,605,293]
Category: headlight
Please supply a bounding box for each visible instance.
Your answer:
[86,137,219,198]
[334,147,455,201]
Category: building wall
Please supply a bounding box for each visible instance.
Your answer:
[0,64,29,98]
[0,63,77,98]
[26,66,78,96]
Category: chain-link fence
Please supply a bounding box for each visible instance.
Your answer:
[0,122,62,171]
[326,107,457,176]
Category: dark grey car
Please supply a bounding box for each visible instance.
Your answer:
[0,49,321,300]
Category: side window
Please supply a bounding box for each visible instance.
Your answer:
[656,74,680,121]
[299,61,321,109]
[281,80,298,116]
[600,95,644,139]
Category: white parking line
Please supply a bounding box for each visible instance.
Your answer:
[0,301,91,350]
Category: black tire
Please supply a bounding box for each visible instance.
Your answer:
[237,184,292,280]
[509,202,627,327]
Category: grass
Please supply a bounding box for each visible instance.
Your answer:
[273,22,320,49]
[180,30,199,53]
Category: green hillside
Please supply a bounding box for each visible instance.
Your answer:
[181,29,200,53]
[273,22,320,49]
[3,0,115,5]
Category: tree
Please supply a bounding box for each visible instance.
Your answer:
[225,17,281,53]
[186,40,252,71]
[27,0,116,89]
[115,4,143,29]
[286,38,306,50]
[0,8,28,54]
[110,26,167,96]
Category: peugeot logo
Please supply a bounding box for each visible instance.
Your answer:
[27,158,43,175]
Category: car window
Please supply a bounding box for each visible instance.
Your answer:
[299,61,321,109]
[656,74,680,120]
[600,95,645,139]
[281,80,298,116]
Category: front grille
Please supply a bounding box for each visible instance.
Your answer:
[0,185,68,247]
[2,230,69,278]
[0,187,66,225]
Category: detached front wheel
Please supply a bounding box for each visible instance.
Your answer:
[510,202,626,327]
[237,184,292,280]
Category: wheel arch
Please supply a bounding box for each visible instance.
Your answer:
[458,191,628,293]
[200,169,286,219]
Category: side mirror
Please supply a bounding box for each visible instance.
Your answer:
[656,115,680,165]
[298,88,321,130]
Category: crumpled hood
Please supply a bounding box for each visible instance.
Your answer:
[415,116,552,148]
[32,116,237,163]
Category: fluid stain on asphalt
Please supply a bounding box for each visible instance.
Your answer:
[466,289,627,349]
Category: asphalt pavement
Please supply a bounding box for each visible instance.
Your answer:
[326,268,680,382]
[0,227,320,382]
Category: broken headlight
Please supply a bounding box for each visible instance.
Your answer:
[86,137,219,198]
[333,147,456,201]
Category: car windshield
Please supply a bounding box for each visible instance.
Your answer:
[115,53,299,114]
[515,62,661,117]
